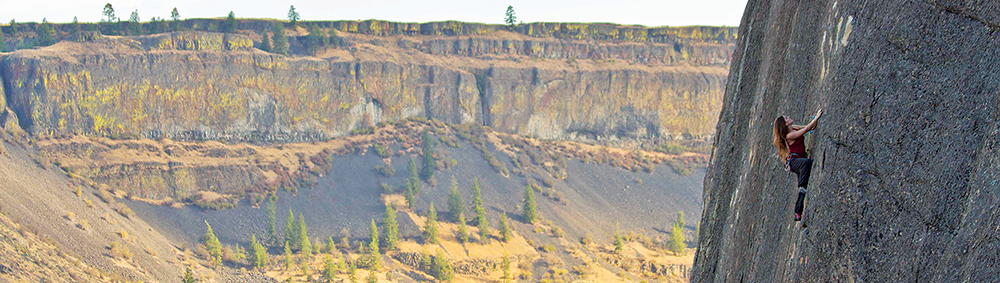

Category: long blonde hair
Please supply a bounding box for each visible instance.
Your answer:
[773,116,790,162]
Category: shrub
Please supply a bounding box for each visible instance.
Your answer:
[539,244,555,253]
[110,240,132,260]
[375,165,396,178]
[520,269,533,280]
[380,182,397,194]
[112,203,135,219]
[222,244,246,264]
[668,160,694,176]
[482,149,509,175]
[573,265,593,277]
[439,136,460,148]
[542,178,556,188]
[145,245,158,257]
[373,144,391,158]
[551,226,565,238]
[97,189,115,204]
[77,219,90,230]
[350,127,374,135]
[654,143,690,155]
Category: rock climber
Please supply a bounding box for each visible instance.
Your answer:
[772,109,823,221]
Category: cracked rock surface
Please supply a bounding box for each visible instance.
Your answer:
[693,0,1000,282]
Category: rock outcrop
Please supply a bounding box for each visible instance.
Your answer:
[693,0,1000,282]
[0,22,734,143]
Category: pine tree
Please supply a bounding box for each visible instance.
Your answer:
[471,178,484,221]
[224,11,237,33]
[249,234,268,269]
[501,254,511,280]
[285,209,296,250]
[301,259,311,279]
[102,4,116,23]
[523,184,537,224]
[328,28,340,46]
[260,30,272,52]
[366,269,378,283]
[382,204,399,251]
[670,222,685,255]
[404,186,416,210]
[148,17,160,34]
[478,212,490,244]
[339,227,351,250]
[424,203,439,244]
[202,221,223,266]
[287,5,300,27]
[455,212,469,243]
[447,175,464,221]
[613,233,624,254]
[677,211,686,228]
[272,21,288,55]
[471,177,489,243]
[420,131,436,180]
[0,28,6,52]
[407,156,420,194]
[299,213,311,255]
[430,250,454,281]
[170,8,180,31]
[283,241,293,270]
[36,18,55,46]
[326,236,336,254]
[181,267,195,283]
[338,252,347,270]
[266,197,277,246]
[498,212,511,242]
[70,16,80,35]
[323,255,337,281]
[128,9,142,35]
[306,24,326,55]
[504,6,517,30]
[368,219,381,270]
[348,261,358,283]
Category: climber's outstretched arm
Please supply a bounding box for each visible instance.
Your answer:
[786,109,823,140]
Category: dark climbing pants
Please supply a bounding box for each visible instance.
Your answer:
[788,158,813,215]
[788,158,812,188]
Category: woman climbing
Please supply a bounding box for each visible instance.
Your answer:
[773,109,823,221]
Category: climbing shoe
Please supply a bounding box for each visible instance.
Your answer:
[795,212,802,222]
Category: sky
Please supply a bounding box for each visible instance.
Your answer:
[1,0,748,27]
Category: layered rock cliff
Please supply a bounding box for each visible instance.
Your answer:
[0,22,735,143]
[693,0,1000,282]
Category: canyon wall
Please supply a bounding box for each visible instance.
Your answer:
[693,0,1000,282]
[0,23,734,143]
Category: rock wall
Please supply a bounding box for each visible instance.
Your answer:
[693,0,1000,282]
[0,27,731,143]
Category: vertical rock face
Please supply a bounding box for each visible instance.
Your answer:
[0,27,734,143]
[693,0,1000,282]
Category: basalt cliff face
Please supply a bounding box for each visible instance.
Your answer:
[693,0,1000,282]
[0,22,736,144]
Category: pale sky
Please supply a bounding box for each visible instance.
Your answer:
[2,0,747,27]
